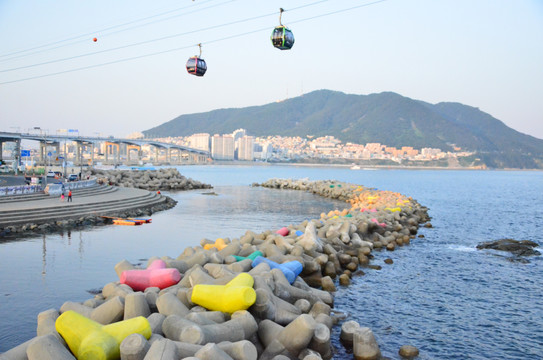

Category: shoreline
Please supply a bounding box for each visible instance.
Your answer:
[1,178,430,359]
[207,160,541,171]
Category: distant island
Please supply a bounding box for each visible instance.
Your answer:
[142,90,543,169]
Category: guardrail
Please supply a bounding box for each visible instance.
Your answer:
[0,185,42,196]
[45,179,97,196]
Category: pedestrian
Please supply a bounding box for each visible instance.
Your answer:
[68,190,72,202]
[61,192,65,201]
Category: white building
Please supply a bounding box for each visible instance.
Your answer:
[237,136,254,161]
[211,134,234,160]
[232,129,247,144]
[190,133,211,151]
[254,139,274,160]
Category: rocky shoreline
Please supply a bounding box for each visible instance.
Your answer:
[1,178,430,360]
[89,168,212,191]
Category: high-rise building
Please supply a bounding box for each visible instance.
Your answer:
[190,133,210,151]
[232,129,246,144]
[237,136,254,161]
[211,134,234,160]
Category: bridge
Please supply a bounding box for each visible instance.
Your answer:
[0,131,210,168]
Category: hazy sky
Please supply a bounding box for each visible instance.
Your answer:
[1,0,542,140]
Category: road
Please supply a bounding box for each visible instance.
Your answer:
[0,175,27,187]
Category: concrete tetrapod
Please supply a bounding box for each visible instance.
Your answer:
[120,259,181,291]
[163,310,258,345]
[203,237,228,251]
[232,250,264,262]
[26,334,76,360]
[191,273,256,313]
[251,256,303,284]
[55,310,151,360]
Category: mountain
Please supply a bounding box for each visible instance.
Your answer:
[142,90,543,169]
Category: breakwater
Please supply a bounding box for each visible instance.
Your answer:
[89,168,212,191]
[1,178,429,359]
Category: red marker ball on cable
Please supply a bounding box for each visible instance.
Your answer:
[93,37,97,42]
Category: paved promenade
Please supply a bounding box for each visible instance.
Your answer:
[0,185,170,228]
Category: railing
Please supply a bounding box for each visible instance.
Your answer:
[44,179,97,196]
[0,185,42,196]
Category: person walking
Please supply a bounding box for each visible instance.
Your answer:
[60,192,65,201]
[68,190,72,202]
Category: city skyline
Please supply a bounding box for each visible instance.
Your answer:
[0,1,542,140]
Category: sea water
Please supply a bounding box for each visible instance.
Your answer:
[0,165,542,359]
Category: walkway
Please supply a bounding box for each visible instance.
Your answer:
[0,184,168,227]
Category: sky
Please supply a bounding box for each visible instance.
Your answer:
[0,0,542,140]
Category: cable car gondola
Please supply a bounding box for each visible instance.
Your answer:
[186,43,207,77]
[271,8,294,50]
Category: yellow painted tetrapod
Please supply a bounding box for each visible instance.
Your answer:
[191,273,256,313]
[55,310,151,360]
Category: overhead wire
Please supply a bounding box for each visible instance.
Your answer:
[0,4,274,74]
[0,0,225,62]
[0,0,331,73]
[0,0,387,86]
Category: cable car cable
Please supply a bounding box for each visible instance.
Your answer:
[0,4,270,74]
[0,0,327,65]
[0,0,330,73]
[0,0,225,62]
[0,0,387,85]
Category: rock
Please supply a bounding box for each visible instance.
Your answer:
[399,344,420,358]
[338,274,350,286]
[340,320,360,343]
[321,276,336,292]
[476,239,540,257]
[353,327,381,360]
[89,168,212,191]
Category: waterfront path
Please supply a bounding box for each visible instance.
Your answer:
[0,184,169,228]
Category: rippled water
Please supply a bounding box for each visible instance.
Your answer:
[1,165,542,359]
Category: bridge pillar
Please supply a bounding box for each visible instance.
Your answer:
[76,143,81,165]
[0,141,3,162]
[39,141,46,164]
[127,145,141,164]
[13,139,21,174]
[173,149,179,164]
[63,142,67,164]
[155,147,159,163]
[105,142,119,165]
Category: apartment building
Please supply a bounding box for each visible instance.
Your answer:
[237,136,254,161]
[211,134,234,160]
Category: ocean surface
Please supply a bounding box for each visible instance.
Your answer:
[0,165,542,359]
